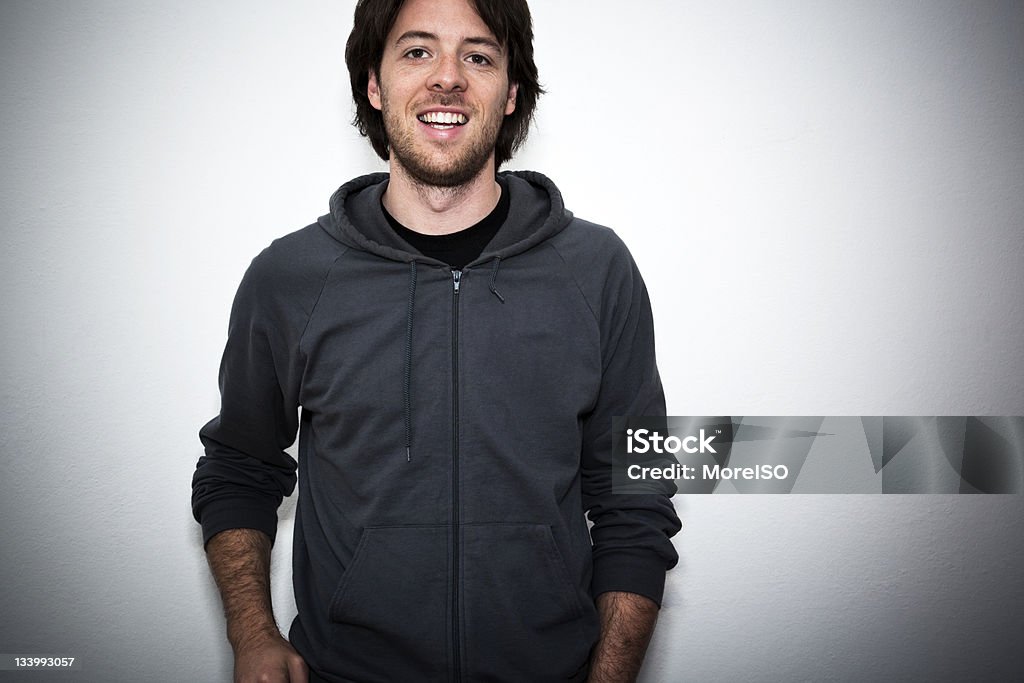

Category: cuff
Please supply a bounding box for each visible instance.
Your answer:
[591,549,669,607]
[198,497,280,547]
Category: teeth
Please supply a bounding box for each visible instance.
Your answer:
[418,112,467,125]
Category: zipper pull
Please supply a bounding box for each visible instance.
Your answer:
[452,269,462,294]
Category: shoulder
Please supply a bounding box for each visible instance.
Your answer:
[243,222,349,297]
[232,222,350,328]
[251,222,346,278]
[541,218,652,336]
[548,217,640,284]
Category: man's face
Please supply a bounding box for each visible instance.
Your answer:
[368,0,518,187]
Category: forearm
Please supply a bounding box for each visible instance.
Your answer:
[587,591,660,683]
[205,528,281,649]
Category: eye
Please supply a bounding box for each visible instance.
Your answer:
[404,48,429,59]
[467,54,492,66]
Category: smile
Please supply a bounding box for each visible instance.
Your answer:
[417,111,468,129]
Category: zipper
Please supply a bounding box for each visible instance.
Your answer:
[450,268,462,682]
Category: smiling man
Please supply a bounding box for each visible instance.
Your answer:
[192,1,680,682]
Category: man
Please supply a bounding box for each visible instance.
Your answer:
[192,0,680,681]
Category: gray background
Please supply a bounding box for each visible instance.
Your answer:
[2,1,1022,681]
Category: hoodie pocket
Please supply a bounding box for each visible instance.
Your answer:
[461,523,597,681]
[328,525,449,681]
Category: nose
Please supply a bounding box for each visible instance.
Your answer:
[428,53,467,93]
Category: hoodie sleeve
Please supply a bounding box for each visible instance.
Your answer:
[578,233,681,607]
[191,244,314,547]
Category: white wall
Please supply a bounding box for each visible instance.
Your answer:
[1,1,1022,681]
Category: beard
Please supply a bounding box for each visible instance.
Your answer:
[381,93,504,188]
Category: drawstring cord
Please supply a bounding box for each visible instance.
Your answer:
[488,257,505,303]
[403,260,417,462]
[405,259,504,462]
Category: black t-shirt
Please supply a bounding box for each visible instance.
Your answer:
[382,177,509,270]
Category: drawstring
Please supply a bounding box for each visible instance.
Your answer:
[488,257,505,303]
[405,259,504,461]
[403,261,417,462]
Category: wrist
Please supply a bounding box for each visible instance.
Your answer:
[228,622,283,653]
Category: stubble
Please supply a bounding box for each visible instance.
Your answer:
[381,90,503,190]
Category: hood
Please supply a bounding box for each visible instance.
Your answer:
[316,170,574,266]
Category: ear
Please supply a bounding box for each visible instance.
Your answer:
[504,82,518,116]
[368,70,383,111]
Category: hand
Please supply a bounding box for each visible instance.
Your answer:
[204,529,305,681]
[233,631,308,683]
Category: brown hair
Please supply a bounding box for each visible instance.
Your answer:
[345,0,543,168]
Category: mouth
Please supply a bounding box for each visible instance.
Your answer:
[417,111,469,130]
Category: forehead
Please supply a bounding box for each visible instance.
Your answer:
[389,0,497,44]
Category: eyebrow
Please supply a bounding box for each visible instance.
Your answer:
[395,30,503,55]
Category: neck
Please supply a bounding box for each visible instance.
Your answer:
[383,158,501,236]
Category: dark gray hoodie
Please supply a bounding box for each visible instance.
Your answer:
[193,171,680,683]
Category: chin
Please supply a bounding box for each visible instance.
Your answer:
[399,154,491,188]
